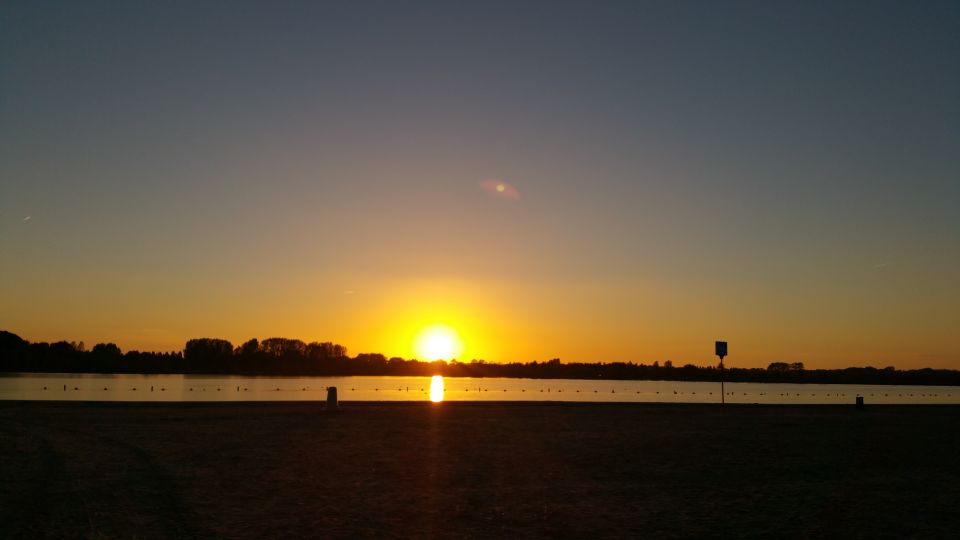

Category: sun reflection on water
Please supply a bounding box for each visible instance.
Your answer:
[429,375,444,402]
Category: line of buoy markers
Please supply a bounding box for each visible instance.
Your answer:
[26,384,951,401]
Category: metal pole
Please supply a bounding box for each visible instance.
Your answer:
[715,341,728,406]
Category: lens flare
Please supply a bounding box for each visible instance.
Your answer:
[480,179,520,200]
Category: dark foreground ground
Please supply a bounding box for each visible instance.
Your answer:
[1,402,958,539]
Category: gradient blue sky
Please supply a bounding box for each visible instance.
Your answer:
[2,1,958,367]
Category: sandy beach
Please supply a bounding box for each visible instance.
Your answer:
[1,401,957,539]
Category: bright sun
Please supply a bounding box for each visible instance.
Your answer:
[414,324,464,361]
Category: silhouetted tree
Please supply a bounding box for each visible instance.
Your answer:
[0,330,29,372]
[236,338,259,356]
[184,338,233,372]
[91,343,122,358]
[305,342,342,359]
[260,338,306,358]
[88,343,123,372]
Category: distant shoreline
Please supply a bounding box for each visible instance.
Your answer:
[4,330,959,386]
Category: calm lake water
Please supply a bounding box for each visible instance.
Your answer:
[1,373,957,404]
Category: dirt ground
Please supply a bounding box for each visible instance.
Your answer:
[0,401,957,539]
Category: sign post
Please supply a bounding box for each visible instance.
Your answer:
[715,341,727,405]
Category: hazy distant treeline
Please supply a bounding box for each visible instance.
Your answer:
[2,330,958,386]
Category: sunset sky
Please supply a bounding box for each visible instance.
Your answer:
[2,1,958,369]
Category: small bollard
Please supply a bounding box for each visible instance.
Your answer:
[326,386,338,411]
[856,396,864,409]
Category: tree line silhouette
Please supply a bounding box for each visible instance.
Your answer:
[2,330,958,386]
